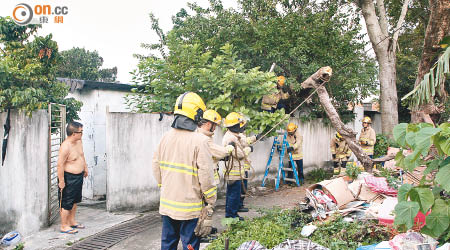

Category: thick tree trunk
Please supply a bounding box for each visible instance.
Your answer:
[411,0,450,123]
[378,52,398,136]
[301,67,374,172]
[358,0,409,137]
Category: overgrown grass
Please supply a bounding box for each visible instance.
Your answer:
[207,209,391,250]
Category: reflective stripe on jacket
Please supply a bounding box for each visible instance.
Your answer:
[152,128,216,220]
[222,131,245,180]
[331,138,352,161]
[359,127,376,155]
[286,130,303,160]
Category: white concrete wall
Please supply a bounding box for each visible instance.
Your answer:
[0,110,49,236]
[106,112,173,211]
[106,112,352,211]
[69,89,130,199]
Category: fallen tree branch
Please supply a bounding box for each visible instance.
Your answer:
[300,66,374,172]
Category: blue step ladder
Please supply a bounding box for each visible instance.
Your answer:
[261,132,301,190]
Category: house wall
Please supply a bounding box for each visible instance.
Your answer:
[0,110,49,236]
[68,89,130,199]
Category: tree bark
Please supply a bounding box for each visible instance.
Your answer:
[301,67,374,172]
[358,0,410,137]
[411,0,450,123]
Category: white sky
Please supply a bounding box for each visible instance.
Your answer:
[0,0,238,83]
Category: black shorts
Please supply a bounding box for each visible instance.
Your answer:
[58,171,84,210]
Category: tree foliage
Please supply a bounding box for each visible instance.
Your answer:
[0,16,81,121]
[402,45,450,112]
[130,0,377,125]
[393,122,450,242]
[127,42,287,135]
[57,47,118,82]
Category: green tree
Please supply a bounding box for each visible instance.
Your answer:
[0,16,81,121]
[127,42,287,134]
[57,47,117,82]
[133,0,377,124]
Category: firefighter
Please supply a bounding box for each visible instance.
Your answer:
[237,118,259,213]
[222,112,249,220]
[197,109,235,186]
[152,92,217,250]
[261,76,290,112]
[331,132,352,173]
[286,123,304,183]
[359,116,376,158]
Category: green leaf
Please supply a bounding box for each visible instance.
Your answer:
[414,127,441,157]
[404,153,422,171]
[423,159,440,176]
[409,188,434,213]
[432,186,444,198]
[436,163,450,192]
[435,133,450,156]
[398,184,413,202]
[424,199,449,237]
[405,132,416,148]
[395,151,406,168]
[394,201,420,229]
[393,123,408,147]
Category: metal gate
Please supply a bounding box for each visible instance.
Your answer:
[48,103,66,226]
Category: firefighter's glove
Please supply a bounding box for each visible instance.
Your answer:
[256,133,262,140]
[225,145,235,155]
[332,154,336,159]
[282,85,289,93]
[287,146,294,153]
[244,147,252,156]
[194,205,214,237]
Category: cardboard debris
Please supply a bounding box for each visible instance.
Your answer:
[308,177,355,208]
[348,180,379,201]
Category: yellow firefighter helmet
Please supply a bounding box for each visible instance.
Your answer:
[203,110,222,125]
[362,116,372,124]
[174,92,206,123]
[277,76,286,86]
[224,112,244,128]
[287,123,298,133]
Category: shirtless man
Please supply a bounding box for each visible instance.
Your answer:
[57,121,88,234]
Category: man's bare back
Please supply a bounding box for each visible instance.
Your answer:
[59,140,86,174]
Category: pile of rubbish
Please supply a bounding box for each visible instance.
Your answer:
[237,239,330,250]
[283,147,446,250]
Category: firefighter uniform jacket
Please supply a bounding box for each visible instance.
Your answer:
[152,128,217,220]
[359,127,376,155]
[198,127,229,185]
[222,131,246,181]
[261,89,290,111]
[330,138,352,162]
[286,130,303,160]
[238,133,256,171]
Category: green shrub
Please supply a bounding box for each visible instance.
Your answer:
[374,134,399,158]
[306,168,332,182]
[345,165,361,179]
